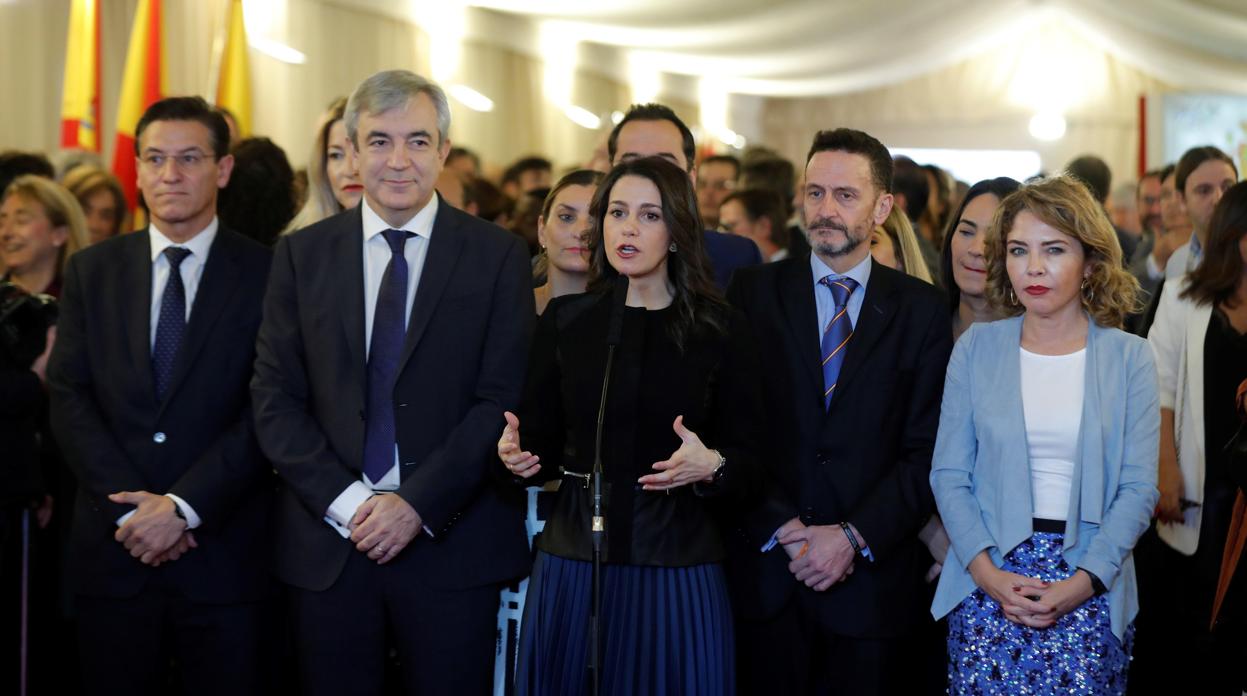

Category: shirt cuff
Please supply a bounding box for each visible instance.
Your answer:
[165,494,201,529]
[326,481,374,528]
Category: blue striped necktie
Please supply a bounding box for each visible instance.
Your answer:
[152,246,191,400]
[819,275,858,410]
[362,229,412,483]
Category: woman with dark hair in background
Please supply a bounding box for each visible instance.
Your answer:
[532,169,602,314]
[285,97,362,232]
[941,177,1022,341]
[218,137,296,247]
[1144,180,1247,694]
[61,166,128,244]
[932,176,1155,693]
[498,156,764,695]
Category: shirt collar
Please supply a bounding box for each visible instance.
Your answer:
[361,194,438,243]
[810,249,872,290]
[1189,232,1202,257]
[149,217,218,262]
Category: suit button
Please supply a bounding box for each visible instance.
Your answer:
[153,432,167,444]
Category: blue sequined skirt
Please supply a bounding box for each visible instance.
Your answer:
[947,532,1134,695]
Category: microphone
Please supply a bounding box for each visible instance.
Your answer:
[605,274,628,347]
[587,273,626,695]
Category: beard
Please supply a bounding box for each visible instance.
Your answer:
[805,216,868,258]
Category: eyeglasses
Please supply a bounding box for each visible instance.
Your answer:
[139,152,215,170]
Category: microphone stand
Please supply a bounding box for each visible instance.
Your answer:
[587,276,627,696]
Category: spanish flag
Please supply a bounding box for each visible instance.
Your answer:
[215,0,252,138]
[111,0,166,211]
[60,0,101,152]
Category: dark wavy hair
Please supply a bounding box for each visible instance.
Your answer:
[940,177,1022,314]
[586,157,729,349]
[1182,180,1247,309]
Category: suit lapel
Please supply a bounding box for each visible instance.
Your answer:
[124,231,156,403]
[833,260,898,398]
[157,229,242,414]
[397,199,464,371]
[338,207,367,401]
[777,255,822,405]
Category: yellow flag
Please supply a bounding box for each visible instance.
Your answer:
[216,0,252,138]
[60,0,101,151]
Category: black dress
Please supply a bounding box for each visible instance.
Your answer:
[511,292,765,696]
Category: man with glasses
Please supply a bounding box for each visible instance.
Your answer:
[697,153,739,229]
[48,96,274,695]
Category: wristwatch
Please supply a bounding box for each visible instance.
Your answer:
[710,450,727,483]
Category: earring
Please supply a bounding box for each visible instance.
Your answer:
[1081,279,1094,303]
[1007,287,1018,306]
[669,242,678,253]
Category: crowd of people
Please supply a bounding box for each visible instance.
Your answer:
[1,66,1246,696]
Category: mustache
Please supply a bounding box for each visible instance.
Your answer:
[808,217,848,233]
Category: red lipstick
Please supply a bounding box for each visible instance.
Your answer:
[1024,285,1049,296]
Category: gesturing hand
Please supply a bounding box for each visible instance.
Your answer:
[111,491,187,565]
[778,524,857,592]
[350,493,421,565]
[638,416,720,491]
[967,552,1054,628]
[498,411,541,479]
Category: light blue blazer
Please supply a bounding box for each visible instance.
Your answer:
[929,316,1160,641]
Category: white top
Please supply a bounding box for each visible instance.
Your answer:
[325,195,439,539]
[1020,346,1086,521]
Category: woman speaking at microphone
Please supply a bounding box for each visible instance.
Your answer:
[497,156,765,696]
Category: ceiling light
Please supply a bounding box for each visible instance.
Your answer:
[448,84,494,112]
[1028,111,1066,141]
[564,105,601,130]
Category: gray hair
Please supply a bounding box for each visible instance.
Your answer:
[344,70,451,146]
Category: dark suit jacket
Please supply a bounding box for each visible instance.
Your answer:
[48,227,273,602]
[252,198,535,592]
[703,229,761,290]
[726,255,953,637]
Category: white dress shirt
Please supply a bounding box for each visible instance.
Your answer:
[811,250,872,343]
[115,219,220,530]
[325,196,438,537]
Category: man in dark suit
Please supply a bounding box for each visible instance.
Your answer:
[48,96,273,695]
[251,70,533,696]
[606,103,761,289]
[726,128,953,694]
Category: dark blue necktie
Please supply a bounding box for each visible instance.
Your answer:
[152,246,192,400]
[362,229,413,483]
[819,275,858,410]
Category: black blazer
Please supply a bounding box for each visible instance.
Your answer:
[513,292,765,567]
[703,229,761,290]
[47,227,273,602]
[252,198,535,592]
[725,255,953,636]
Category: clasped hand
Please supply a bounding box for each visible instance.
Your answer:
[110,490,195,566]
[778,519,858,592]
[968,552,1093,628]
[350,493,421,565]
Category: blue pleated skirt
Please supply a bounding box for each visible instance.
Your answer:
[947,532,1134,695]
[515,551,735,696]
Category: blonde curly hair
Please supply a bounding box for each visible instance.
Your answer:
[983,174,1142,328]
